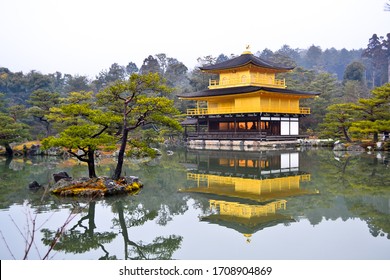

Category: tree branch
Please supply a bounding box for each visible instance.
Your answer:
[23,213,36,260]
[125,112,150,131]
[125,107,133,116]
[42,210,79,260]
[91,125,108,139]
[67,149,88,162]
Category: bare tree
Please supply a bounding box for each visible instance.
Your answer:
[1,204,81,260]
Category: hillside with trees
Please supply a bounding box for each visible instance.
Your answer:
[1,33,390,154]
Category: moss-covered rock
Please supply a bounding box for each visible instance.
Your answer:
[50,176,143,197]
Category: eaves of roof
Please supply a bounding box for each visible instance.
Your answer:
[199,53,294,72]
[178,86,320,99]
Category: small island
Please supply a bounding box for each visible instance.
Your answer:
[50,174,143,197]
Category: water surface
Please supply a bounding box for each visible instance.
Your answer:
[0,148,389,260]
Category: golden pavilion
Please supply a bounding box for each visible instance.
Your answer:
[179,48,320,142]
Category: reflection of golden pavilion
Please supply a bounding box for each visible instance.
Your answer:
[186,172,313,202]
[210,199,286,218]
[203,199,295,243]
[182,151,318,240]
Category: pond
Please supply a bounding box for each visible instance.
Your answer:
[0,147,389,260]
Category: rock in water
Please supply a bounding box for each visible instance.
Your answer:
[346,145,365,152]
[53,171,71,183]
[28,181,41,190]
[333,143,346,151]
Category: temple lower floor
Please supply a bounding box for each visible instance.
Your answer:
[183,113,306,141]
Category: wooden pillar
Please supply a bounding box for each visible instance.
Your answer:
[258,114,262,140]
[196,117,200,134]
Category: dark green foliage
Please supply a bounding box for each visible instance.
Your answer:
[362,33,390,88]
[349,83,390,141]
[343,61,366,83]
[321,83,390,142]
[27,90,61,137]
[125,62,139,76]
[304,45,323,69]
[97,72,182,180]
[63,74,91,93]
[0,113,30,156]
[94,63,129,91]
[42,92,120,178]
[342,80,370,103]
[0,35,389,144]
[139,55,161,75]
[216,53,229,63]
[320,103,356,141]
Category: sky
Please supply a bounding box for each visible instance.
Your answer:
[0,0,389,78]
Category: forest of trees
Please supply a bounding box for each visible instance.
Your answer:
[1,33,390,161]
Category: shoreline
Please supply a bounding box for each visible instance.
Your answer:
[1,138,388,157]
[186,139,333,151]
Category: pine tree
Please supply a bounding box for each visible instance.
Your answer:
[350,83,390,142]
[42,91,120,178]
[320,103,356,142]
[97,73,182,180]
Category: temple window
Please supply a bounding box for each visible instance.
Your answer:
[238,122,247,130]
[218,122,235,131]
[260,121,270,130]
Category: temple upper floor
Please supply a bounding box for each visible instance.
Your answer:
[208,70,286,89]
[199,50,293,90]
[178,50,320,117]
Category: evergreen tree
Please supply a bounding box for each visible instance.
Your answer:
[139,55,161,75]
[0,113,29,156]
[125,62,139,76]
[343,61,366,84]
[27,89,60,137]
[188,68,209,92]
[216,54,229,64]
[196,55,217,66]
[304,45,323,69]
[272,45,298,67]
[342,80,369,103]
[97,73,182,180]
[164,58,189,88]
[322,48,343,79]
[64,74,91,93]
[42,91,120,178]
[301,72,341,132]
[93,63,128,91]
[257,48,274,61]
[382,33,390,83]
[8,105,27,122]
[350,83,390,142]
[320,103,356,142]
[362,34,388,87]
[0,93,6,113]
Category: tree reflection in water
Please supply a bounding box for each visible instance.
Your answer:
[113,200,182,260]
[40,199,182,260]
[41,201,117,259]
[1,149,389,259]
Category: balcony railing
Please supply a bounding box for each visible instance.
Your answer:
[187,131,267,140]
[209,77,286,89]
[187,107,311,115]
